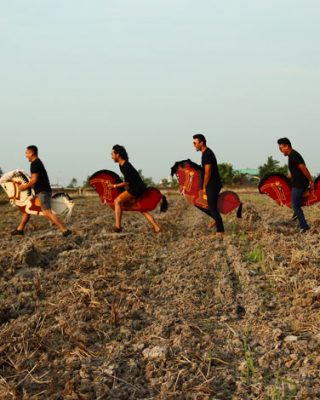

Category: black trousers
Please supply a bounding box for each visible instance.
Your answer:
[206,184,224,233]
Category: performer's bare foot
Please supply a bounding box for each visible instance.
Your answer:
[208,220,216,228]
[154,227,161,234]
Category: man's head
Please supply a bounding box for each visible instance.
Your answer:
[26,145,38,162]
[193,134,207,152]
[111,145,129,163]
[277,138,292,156]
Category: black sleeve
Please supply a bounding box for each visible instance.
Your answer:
[202,152,211,165]
[203,152,215,166]
[31,160,40,174]
[292,153,305,166]
[122,163,134,183]
[202,153,208,165]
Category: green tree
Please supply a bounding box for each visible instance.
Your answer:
[138,169,157,187]
[258,156,288,178]
[67,177,78,188]
[82,176,91,188]
[170,177,179,189]
[160,178,169,187]
[218,163,236,185]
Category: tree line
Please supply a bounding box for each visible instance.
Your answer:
[78,157,289,188]
[0,157,290,190]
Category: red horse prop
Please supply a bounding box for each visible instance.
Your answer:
[90,170,168,212]
[171,160,242,217]
[259,173,320,207]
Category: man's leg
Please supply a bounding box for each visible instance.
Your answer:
[13,212,30,233]
[142,212,161,233]
[114,191,135,229]
[38,192,70,234]
[42,209,68,232]
[206,185,224,233]
[292,188,309,231]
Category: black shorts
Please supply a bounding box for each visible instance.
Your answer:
[128,184,147,198]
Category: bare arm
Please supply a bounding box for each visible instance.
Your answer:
[113,182,128,189]
[298,164,314,188]
[203,164,212,191]
[19,173,38,191]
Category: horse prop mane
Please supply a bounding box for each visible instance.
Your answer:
[90,170,168,212]
[259,173,320,207]
[0,170,74,217]
[171,159,242,217]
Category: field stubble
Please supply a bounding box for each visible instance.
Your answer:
[0,193,320,399]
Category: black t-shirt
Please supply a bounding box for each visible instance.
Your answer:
[30,158,51,194]
[288,150,309,189]
[120,161,146,189]
[201,147,222,188]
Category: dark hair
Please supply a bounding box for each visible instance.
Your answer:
[193,134,206,145]
[27,145,38,155]
[112,144,129,161]
[277,138,292,147]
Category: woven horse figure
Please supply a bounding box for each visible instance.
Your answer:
[0,170,74,217]
[90,170,168,212]
[259,173,320,207]
[171,159,242,217]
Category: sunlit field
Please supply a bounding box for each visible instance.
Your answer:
[0,192,319,399]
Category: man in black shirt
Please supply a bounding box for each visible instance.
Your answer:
[278,138,313,232]
[193,134,224,235]
[110,144,161,233]
[12,145,72,236]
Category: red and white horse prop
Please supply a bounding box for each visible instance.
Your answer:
[0,170,74,217]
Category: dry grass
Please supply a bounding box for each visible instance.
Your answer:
[0,194,320,399]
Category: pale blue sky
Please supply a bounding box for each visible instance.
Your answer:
[1,0,319,185]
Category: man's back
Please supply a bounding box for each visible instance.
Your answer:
[30,158,51,194]
[288,150,309,189]
[201,147,222,188]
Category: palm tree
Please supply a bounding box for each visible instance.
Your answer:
[258,156,288,178]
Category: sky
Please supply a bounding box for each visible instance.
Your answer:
[1,0,320,185]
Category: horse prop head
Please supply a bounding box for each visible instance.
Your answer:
[259,173,320,208]
[171,159,202,197]
[0,170,32,206]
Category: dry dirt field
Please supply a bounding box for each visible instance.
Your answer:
[0,192,320,400]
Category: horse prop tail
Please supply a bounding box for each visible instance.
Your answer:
[160,195,168,213]
[236,202,243,218]
[51,193,75,219]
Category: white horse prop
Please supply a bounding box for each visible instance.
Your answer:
[0,170,74,218]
